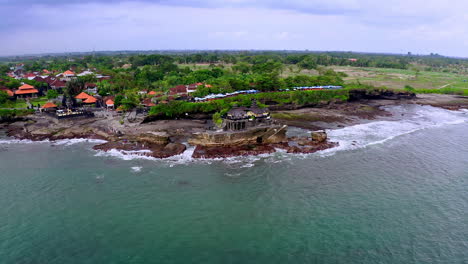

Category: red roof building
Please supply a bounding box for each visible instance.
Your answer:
[83,96,97,104]
[42,102,58,109]
[63,70,75,76]
[50,79,66,89]
[142,98,156,107]
[15,84,39,96]
[75,92,92,100]
[105,99,114,106]
[169,85,188,96]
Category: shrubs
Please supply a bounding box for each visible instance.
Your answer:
[0,109,35,121]
[416,87,468,96]
[149,90,350,118]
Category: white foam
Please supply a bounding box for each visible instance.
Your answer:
[53,138,107,146]
[319,105,468,156]
[94,149,157,161]
[0,139,38,144]
[131,166,142,172]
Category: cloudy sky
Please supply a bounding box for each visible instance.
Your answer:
[1,0,467,57]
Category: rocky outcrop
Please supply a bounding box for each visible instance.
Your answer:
[311,131,327,143]
[134,132,169,145]
[188,125,288,147]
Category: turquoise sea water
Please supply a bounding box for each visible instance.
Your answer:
[0,105,467,263]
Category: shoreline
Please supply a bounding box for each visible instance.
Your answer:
[1,94,467,159]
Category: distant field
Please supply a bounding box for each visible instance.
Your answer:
[178,63,468,91]
[332,66,468,90]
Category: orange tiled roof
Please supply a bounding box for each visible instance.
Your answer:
[105,99,114,105]
[15,88,39,95]
[75,92,91,100]
[83,96,97,103]
[18,84,34,90]
[63,70,75,76]
[42,102,58,108]
[148,91,157,95]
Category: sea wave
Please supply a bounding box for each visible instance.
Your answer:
[319,105,468,156]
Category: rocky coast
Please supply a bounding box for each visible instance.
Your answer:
[1,92,467,159]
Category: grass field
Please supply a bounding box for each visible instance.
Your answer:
[0,97,50,109]
[332,66,468,90]
[177,63,468,91]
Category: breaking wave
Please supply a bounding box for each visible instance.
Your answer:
[320,105,468,156]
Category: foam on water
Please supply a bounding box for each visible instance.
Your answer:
[94,149,157,161]
[319,105,468,156]
[131,166,142,172]
[53,138,108,146]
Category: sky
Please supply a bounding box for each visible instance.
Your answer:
[1,0,468,57]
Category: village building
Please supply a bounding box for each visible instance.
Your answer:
[50,79,67,91]
[105,99,115,109]
[15,84,39,98]
[57,70,76,81]
[41,102,58,112]
[169,85,188,96]
[223,101,271,131]
[85,83,97,94]
[75,92,97,106]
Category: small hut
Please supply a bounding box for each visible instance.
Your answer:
[105,99,115,109]
[41,102,58,112]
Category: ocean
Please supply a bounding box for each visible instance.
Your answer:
[0,105,467,263]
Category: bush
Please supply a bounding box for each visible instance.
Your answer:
[46,89,59,100]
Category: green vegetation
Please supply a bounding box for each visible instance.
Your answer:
[46,89,59,100]
[0,109,34,120]
[149,89,350,118]
[1,51,467,115]
[0,97,49,109]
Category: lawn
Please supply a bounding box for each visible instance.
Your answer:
[0,97,50,109]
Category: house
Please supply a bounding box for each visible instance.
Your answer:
[223,101,271,131]
[186,83,200,93]
[50,79,67,92]
[85,83,97,94]
[142,98,156,107]
[24,73,37,80]
[75,92,97,105]
[105,99,114,109]
[15,84,39,98]
[169,85,188,96]
[58,70,76,81]
[41,102,58,112]
[77,70,94,77]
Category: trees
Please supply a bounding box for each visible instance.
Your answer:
[65,78,85,97]
[0,90,9,105]
[46,89,59,100]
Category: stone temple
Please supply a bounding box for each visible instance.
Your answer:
[223,101,272,131]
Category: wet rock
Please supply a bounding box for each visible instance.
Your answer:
[311,131,327,143]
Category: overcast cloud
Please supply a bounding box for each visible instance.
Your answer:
[1,0,467,56]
